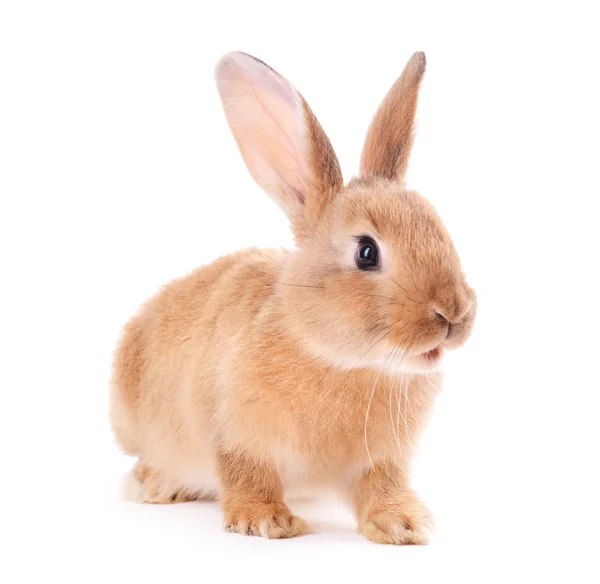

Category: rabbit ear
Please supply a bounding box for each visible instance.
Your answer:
[359,52,426,183]
[215,52,343,235]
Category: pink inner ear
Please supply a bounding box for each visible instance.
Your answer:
[240,55,299,109]
[215,53,311,217]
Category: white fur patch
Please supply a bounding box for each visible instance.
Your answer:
[183,465,219,498]
[269,444,310,487]
[120,470,144,503]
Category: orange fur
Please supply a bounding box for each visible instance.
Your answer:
[110,51,476,544]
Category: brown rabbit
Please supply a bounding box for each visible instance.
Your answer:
[110,51,476,545]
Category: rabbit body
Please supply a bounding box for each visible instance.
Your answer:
[111,51,475,544]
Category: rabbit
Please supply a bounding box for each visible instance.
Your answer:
[110,50,476,545]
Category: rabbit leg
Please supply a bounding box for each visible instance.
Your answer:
[348,461,432,545]
[218,450,307,539]
[124,460,200,504]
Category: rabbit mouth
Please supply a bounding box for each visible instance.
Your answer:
[420,346,442,362]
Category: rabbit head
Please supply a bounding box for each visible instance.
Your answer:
[215,51,476,374]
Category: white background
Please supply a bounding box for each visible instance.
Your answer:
[1,1,599,582]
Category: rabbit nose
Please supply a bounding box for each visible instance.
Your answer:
[434,297,472,325]
[433,310,453,338]
[433,310,449,323]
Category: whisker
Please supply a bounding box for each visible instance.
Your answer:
[402,377,410,449]
[404,370,417,450]
[387,336,414,459]
[391,334,413,459]
[279,285,406,309]
[357,294,413,309]
[392,320,412,335]
[364,348,393,470]
[279,283,326,289]
[395,374,403,458]
[408,270,420,296]
[383,270,421,305]
[350,327,393,370]
[359,293,396,301]
[279,284,415,311]
[397,339,415,450]
[387,346,402,455]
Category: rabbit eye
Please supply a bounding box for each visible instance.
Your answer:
[355,236,380,270]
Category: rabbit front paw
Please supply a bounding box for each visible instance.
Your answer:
[362,504,433,545]
[223,501,307,539]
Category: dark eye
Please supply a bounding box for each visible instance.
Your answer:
[355,236,380,270]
